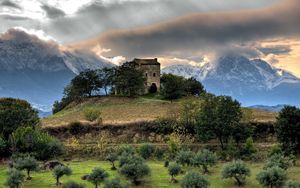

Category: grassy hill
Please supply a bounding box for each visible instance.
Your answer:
[42,96,277,127]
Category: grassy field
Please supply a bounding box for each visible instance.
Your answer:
[1,160,299,188]
[42,96,277,127]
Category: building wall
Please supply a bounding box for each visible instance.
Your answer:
[139,64,161,93]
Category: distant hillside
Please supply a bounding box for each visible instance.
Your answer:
[42,96,277,127]
[249,105,286,112]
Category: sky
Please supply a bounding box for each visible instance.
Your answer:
[0,0,299,76]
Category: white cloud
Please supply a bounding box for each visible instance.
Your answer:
[12,26,57,41]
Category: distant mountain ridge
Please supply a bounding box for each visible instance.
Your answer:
[163,56,300,106]
[0,29,113,113]
[249,105,286,112]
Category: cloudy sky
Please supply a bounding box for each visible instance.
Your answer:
[0,0,299,76]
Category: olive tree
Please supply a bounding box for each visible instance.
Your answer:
[181,171,209,188]
[104,178,128,188]
[286,181,300,188]
[15,156,39,180]
[87,168,108,188]
[264,153,292,170]
[256,167,287,188]
[193,149,217,174]
[53,165,72,186]
[120,158,150,185]
[175,150,194,166]
[106,152,118,170]
[6,169,25,188]
[168,162,181,183]
[62,181,85,188]
[221,160,251,186]
[138,143,155,159]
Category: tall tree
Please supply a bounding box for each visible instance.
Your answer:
[184,77,205,96]
[160,73,186,101]
[98,67,115,96]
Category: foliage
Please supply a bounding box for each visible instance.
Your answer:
[53,165,72,186]
[0,136,7,156]
[221,160,251,186]
[231,123,253,147]
[0,98,39,139]
[195,95,242,150]
[15,155,39,179]
[106,152,118,170]
[6,169,25,188]
[62,181,85,188]
[286,181,300,188]
[269,144,283,157]
[104,178,128,188]
[117,145,135,156]
[256,167,287,188]
[69,122,84,135]
[138,143,155,159]
[160,73,186,101]
[167,134,181,159]
[83,108,102,122]
[275,106,300,154]
[87,168,108,188]
[240,137,257,160]
[9,126,64,160]
[98,67,115,96]
[184,77,205,96]
[175,150,194,166]
[118,153,144,168]
[193,149,217,173]
[168,162,181,183]
[264,153,292,170]
[113,61,146,96]
[181,171,210,188]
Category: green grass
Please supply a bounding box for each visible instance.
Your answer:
[1,160,299,188]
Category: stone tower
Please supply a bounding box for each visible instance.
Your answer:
[133,58,161,93]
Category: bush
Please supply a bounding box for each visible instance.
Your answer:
[53,165,72,186]
[88,168,108,188]
[104,178,128,188]
[138,143,155,159]
[83,108,102,122]
[62,181,85,188]
[117,145,135,156]
[193,149,217,173]
[168,162,181,183]
[176,150,194,166]
[240,137,257,160]
[69,122,83,135]
[269,144,283,157]
[6,169,25,188]
[118,153,144,167]
[154,147,165,160]
[286,181,300,188]
[120,157,150,185]
[264,153,292,170]
[256,167,287,188]
[15,155,39,180]
[181,171,209,188]
[0,136,7,156]
[106,152,118,170]
[221,160,251,186]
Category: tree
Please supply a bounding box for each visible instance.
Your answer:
[104,178,127,188]
[184,77,205,96]
[120,157,150,185]
[53,165,72,186]
[181,171,209,188]
[15,156,39,180]
[83,108,102,122]
[193,149,217,174]
[196,95,242,150]
[221,160,251,186]
[113,61,146,96]
[88,168,109,188]
[0,136,7,156]
[62,181,85,188]
[286,181,300,188]
[106,152,118,170]
[275,106,300,154]
[175,150,194,166]
[264,153,292,170]
[98,67,115,96]
[0,98,39,139]
[256,167,287,188]
[240,137,257,160]
[168,162,181,183]
[138,143,155,159]
[6,169,25,188]
[160,74,186,101]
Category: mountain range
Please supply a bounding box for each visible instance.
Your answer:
[162,56,300,107]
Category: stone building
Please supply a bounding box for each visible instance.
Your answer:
[133,58,161,93]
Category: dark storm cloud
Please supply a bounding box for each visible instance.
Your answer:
[258,45,292,55]
[41,4,66,19]
[0,0,22,10]
[71,0,299,58]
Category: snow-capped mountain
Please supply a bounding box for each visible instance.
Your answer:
[0,29,113,114]
[163,56,300,106]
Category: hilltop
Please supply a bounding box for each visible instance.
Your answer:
[42,96,277,127]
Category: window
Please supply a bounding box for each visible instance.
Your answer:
[153,73,156,77]
[145,73,148,77]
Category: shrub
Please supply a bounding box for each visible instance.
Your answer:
[6,169,25,188]
[69,122,83,135]
[154,147,165,160]
[0,136,7,156]
[176,150,194,166]
[53,165,72,186]
[104,178,128,188]
[120,158,150,185]
[88,168,108,188]
[286,181,300,188]
[269,144,283,157]
[221,160,251,186]
[240,137,257,160]
[118,153,144,167]
[193,149,217,174]
[106,152,118,170]
[264,153,292,170]
[181,171,209,188]
[256,167,287,188]
[62,181,85,188]
[15,155,39,180]
[83,108,102,122]
[168,162,181,183]
[138,143,155,159]
[117,145,135,156]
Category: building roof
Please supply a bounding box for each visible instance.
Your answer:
[133,58,160,65]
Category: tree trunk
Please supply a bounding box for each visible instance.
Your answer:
[56,177,60,186]
[95,184,98,188]
[27,169,31,179]
[203,165,208,174]
[234,176,242,186]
